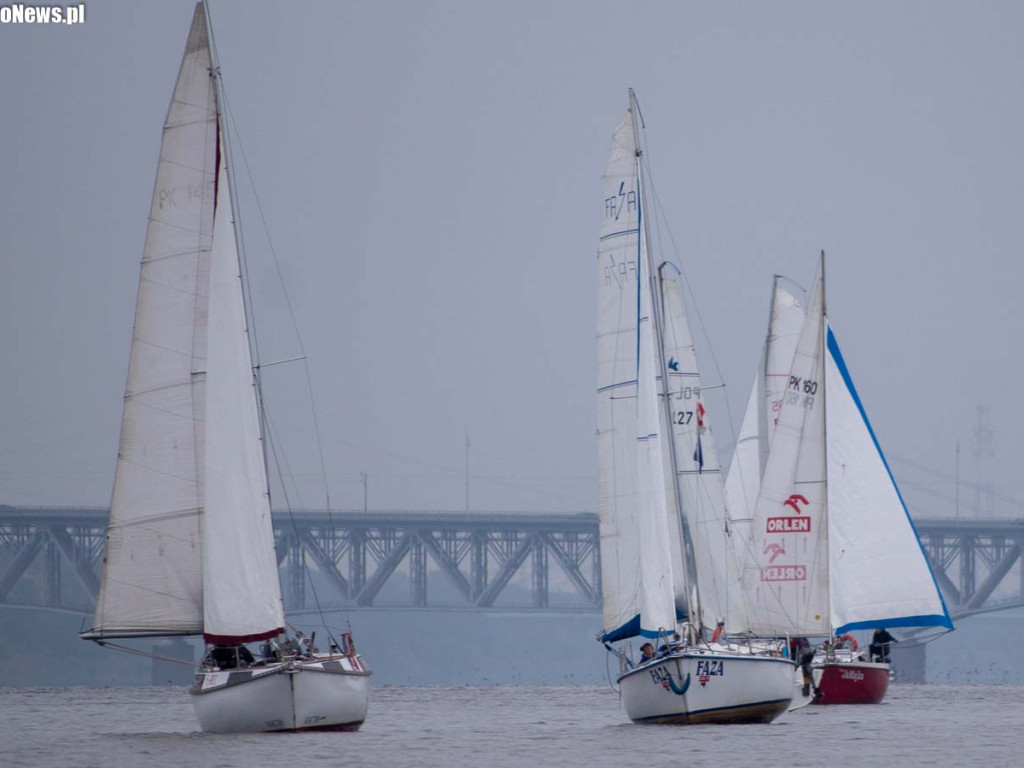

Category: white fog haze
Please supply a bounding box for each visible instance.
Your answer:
[3,0,1022,518]
[2,11,1024,753]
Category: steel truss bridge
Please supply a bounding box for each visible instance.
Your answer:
[1,506,1021,622]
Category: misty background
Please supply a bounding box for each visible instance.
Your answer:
[1,0,1022,685]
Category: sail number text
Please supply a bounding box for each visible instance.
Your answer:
[786,376,818,410]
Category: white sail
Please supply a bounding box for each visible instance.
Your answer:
[89,6,216,637]
[596,101,688,640]
[825,325,952,633]
[89,2,284,642]
[657,266,738,630]
[740,257,952,638]
[742,267,829,637]
[201,135,285,643]
[595,108,646,641]
[634,267,678,635]
[724,280,804,530]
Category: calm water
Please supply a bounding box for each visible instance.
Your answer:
[1,684,1018,767]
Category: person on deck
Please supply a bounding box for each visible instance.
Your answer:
[280,634,298,657]
[790,636,817,698]
[870,628,897,663]
[639,643,655,663]
[259,638,278,662]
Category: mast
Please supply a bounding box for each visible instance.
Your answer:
[757,276,780,477]
[628,89,703,631]
[819,249,832,636]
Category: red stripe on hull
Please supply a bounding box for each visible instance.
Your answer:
[812,662,889,705]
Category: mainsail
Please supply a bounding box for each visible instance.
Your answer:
[596,103,675,641]
[740,256,952,637]
[596,92,740,640]
[86,3,284,643]
[742,267,830,636]
[724,279,804,531]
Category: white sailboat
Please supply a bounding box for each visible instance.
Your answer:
[723,278,814,708]
[81,2,370,733]
[595,90,795,725]
[737,252,953,704]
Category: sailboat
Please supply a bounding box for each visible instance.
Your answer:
[80,2,371,733]
[595,90,795,725]
[737,252,953,705]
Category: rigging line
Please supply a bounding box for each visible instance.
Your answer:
[639,155,747,539]
[891,454,1024,509]
[90,640,196,667]
[205,23,263,373]
[264,410,347,644]
[218,79,335,516]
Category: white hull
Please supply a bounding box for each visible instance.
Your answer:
[617,650,794,725]
[191,655,370,733]
[788,668,814,711]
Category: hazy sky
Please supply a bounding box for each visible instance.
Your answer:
[2,0,1022,517]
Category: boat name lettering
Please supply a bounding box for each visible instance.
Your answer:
[648,665,671,689]
[841,669,865,682]
[605,181,638,221]
[695,659,724,677]
[760,564,807,582]
[767,516,811,533]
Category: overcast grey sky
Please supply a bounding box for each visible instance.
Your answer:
[2,0,1022,517]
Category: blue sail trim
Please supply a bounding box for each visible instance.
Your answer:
[835,614,953,634]
[826,326,954,631]
[602,607,690,643]
[602,614,640,643]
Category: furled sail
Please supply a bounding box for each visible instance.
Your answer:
[86,2,284,643]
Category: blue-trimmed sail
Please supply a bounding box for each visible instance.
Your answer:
[596,96,685,642]
[825,325,953,633]
[739,255,952,638]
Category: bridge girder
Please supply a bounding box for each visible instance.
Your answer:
[2,507,1021,622]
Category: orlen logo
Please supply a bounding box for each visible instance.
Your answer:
[767,494,811,534]
[760,564,807,582]
[763,542,786,564]
[783,494,809,512]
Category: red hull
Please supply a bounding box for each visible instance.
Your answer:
[812,661,889,705]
